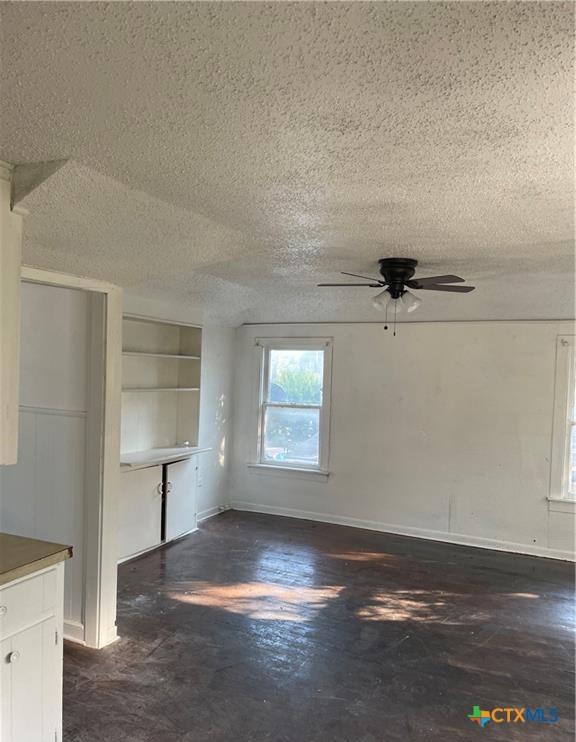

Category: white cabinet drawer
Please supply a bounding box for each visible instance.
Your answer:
[0,569,57,640]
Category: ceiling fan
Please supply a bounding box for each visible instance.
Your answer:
[318,258,475,315]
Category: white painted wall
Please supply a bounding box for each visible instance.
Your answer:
[123,292,234,522]
[229,321,575,560]
[0,282,91,637]
[196,324,235,519]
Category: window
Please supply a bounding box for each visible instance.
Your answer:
[550,335,576,502]
[255,339,332,472]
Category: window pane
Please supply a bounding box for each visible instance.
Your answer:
[263,406,320,466]
[569,425,576,497]
[268,349,324,405]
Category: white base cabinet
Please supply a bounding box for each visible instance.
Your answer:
[0,562,65,742]
[117,465,163,561]
[118,456,200,562]
[165,457,198,542]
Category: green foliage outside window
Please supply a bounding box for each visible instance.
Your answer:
[274,367,322,405]
[264,350,323,462]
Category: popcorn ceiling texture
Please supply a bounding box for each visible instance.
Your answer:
[0,1,573,325]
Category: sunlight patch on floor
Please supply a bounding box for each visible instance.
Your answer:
[327,551,399,562]
[168,581,343,622]
[355,588,540,623]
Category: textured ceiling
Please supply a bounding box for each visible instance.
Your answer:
[0,1,574,325]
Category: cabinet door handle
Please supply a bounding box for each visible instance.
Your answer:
[0,606,7,616]
[7,651,20,664]
[166,481,173,493]
[157,483,163,496]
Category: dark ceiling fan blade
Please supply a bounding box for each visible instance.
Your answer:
[406,275,465,288]
[317,282,383,287]
[416,284,475,292]
[341,271,385,283]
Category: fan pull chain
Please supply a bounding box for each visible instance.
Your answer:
[393,299,397,336]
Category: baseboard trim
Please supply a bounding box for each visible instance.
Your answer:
[118,542,163,565]
[97,626,120,649]
[64,619,86,645]
[197,505,224,522]
[230,501,575,562]
[170,526,199,542]
[118,527,201,566]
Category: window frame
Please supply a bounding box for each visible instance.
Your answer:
[254,337,333,474]
[549,334,576,506]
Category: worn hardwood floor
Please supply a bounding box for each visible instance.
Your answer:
[64,511,574,741]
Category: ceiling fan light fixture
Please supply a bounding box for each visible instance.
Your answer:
[389,296,403,314]
[371,289,391,311]
[317,259,474,323]
[400,290,422,313]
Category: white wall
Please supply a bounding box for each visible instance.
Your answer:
[123,292,234,521]
[196,325,235,518]
[229,321,575,560]
[0,282,91,637]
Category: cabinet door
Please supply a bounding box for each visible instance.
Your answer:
[118,465,162,561]
[1,617,58,742]
[165,458,198,542]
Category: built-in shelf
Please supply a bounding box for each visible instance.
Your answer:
[122,387,200,392]
[122,351,200,360]
[121,315,203,455]
[121,446,211,470]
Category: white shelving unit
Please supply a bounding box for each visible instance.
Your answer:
[118,315,206,563]
[121,315,203,460]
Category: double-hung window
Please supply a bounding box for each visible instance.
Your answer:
[255,338,332,472]
[550,335,576,503]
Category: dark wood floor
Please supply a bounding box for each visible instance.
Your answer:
[64,511,575,741]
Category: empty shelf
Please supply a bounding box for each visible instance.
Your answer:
[121,446,211,469]
[122,351,201,360]
[122,387,200,392]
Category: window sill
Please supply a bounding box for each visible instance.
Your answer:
[247,463,330,481]
[547,497,576,513]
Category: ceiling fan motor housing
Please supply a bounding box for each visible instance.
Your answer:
[378,258,417,298]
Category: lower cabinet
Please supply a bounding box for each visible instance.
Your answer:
[118,458,199,562]
[165,458,198,542]
[0,563,64,742]
[117,465,163,561]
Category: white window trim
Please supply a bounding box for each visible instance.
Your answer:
[548,334,575,510]
[250,337,333,475]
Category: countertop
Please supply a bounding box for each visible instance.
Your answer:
[0,533,72,587]
[121,445,211,470]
